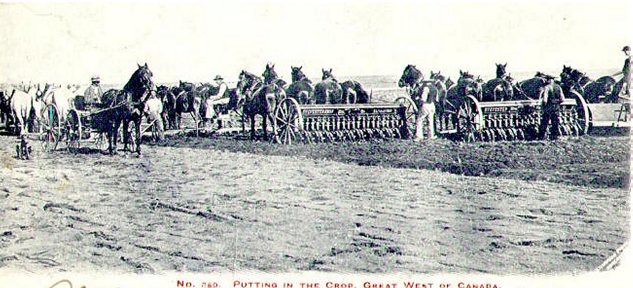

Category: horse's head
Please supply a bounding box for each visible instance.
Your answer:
[291,66,308,83]
[321,68,336,81]
[124,63,155,101]
[263,63,279,84]
[445,77,455,88]
[457,72,480,97]
[34,83,52,101]
[458,70,475,83]
[495,63,507,78]
[237,70,261,97]
[398,65,423,88]
[430,71,446,82]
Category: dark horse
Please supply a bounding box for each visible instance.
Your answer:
[285,66,314,104]
[314,68,344,104]
[0,87,15,129]
[518,72,550,100]
[262,63,288,89]
[430,71,452,87]
[172,80,202,129]
[236,70,286,140]
[560,65,616,103]
[340,80,372,104]
[157,85,176,130]
[100,63,154,156]
[482,63,514,101]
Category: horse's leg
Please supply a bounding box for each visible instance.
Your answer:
[107,128,113,155]
[262,113,268,141]
[250,114,256,140]
[122,120,129,152]
[135,117,142,156]
[241,109,246,134]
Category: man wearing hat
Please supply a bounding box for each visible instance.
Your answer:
[613,46,631,97]
[84,75,103,106]
[538,74,565,140]
[204,75,230,127]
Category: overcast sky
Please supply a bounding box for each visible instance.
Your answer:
[0,0,630,84]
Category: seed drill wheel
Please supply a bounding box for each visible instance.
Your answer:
[273,97,303,144]
[394,96,418,139]
[571,90,590,135]
[65,110,82,152]
[40,104,61,152]
[455,95,483,142]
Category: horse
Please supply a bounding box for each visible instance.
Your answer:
[286,66,314,104]
[430,71,453,88]
[236,70,285,140]
[340,80,371,104]
[262,63,288,89]
[10,83,47,135]
[481,63,514,101]
[560,66,616,103]
[173,80,202,129]
[444,70,481,116]
[517,72,550,100]
[314,68,344,104]
[0,86,15,129]
[100,63,154,156]
[157,85,176,130]
[40,85,77,125]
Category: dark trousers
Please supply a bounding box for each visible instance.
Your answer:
[538,107,560,140]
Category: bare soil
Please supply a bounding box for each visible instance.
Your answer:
[0,134,629,274]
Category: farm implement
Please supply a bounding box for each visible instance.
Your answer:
[272,97,413,144]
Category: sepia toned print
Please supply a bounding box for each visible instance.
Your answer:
[0,1,630,287]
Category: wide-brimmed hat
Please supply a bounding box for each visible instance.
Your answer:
[214,75,223,81]
[623,46,631,52]
[91,75,100,82]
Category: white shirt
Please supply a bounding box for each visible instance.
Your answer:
[145,97,163,115]
[216,82,228,98]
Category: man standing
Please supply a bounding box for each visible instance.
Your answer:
[613,46,631,97]
[83,75,103,106]
[144,90,165,141]
[538,75,565,140]
[413,80,437,141]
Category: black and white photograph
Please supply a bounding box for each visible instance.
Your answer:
[0,0,630,287]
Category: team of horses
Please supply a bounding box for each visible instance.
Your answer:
[0,63,374,151]
[1,62,623,155]
[397,63,623,117]
[149,63,373,141]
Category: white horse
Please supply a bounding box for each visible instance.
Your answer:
[10,84,53,135]
[41,85,77,122]
[10,90,35,135]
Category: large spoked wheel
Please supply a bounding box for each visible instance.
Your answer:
[65,110,82,152]
[455,96,483,142]
[571,91,590,135]
[394,96,418,139]
[40,104,61,152]
[273,97,303,144]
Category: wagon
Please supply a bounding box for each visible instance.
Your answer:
[39,96,160,152]
[585,97,631,129]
